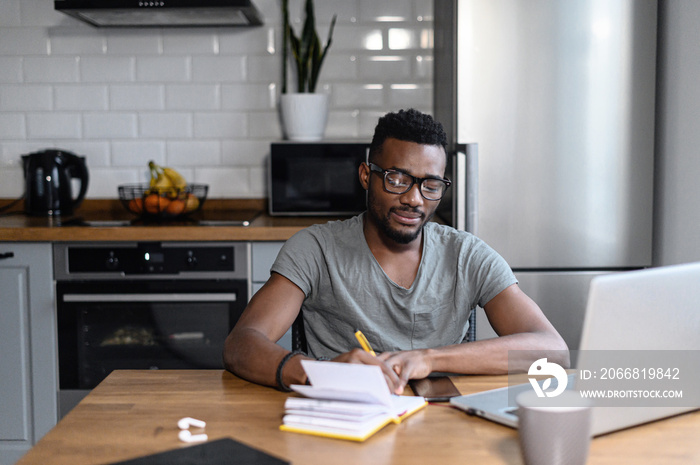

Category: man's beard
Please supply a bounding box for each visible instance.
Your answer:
[366,192,434,245]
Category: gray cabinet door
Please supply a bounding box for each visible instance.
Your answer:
[0,243,56,465]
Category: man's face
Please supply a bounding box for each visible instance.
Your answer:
[362,138,447,245]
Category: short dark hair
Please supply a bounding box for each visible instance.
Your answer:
[369,108,448,163]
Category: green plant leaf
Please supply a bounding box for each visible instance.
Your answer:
[283,0,336,93]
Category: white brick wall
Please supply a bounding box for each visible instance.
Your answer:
[0,0,433,199]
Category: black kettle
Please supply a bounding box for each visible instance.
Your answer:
[22,149,89,216]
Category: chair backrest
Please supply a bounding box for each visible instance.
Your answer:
[291,310,478,353]
[291,312,307,352]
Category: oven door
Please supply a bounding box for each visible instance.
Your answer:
[56,279,245,393]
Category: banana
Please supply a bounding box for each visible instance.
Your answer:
[147,161,187,193]
[162,167,187,189]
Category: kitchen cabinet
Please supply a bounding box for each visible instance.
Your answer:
[250,242,291,350]
[0,243,57,465]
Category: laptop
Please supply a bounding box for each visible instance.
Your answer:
[450,262,700,436]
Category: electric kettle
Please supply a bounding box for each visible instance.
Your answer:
[22,149,89,216]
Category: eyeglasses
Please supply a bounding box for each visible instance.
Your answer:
[368,163,451,201]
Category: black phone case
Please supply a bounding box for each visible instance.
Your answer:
[408,377,461,402]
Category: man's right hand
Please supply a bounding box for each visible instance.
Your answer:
[331,348,404,394]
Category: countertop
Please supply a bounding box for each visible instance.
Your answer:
[0,199,345,242]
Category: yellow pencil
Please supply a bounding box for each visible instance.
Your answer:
[354,330,376,356]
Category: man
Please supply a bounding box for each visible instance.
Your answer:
[224,109,569,394]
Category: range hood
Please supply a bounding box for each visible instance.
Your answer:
[54,0,263,28]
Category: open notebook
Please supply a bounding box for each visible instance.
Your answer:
[280,360,427,441]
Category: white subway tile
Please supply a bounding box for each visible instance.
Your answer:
[112,140,166,167]
[1,142,54,167]
[388,83,432,108]
[26,113,82,139]
[194,112,248,138]
[359,0,412,23]
[24,56,79,83]
[253,0,281,23]
[248,111,283,139]
[136,56,191,82]
[1,85,52,111]
[414,55,433,79]
[357,55,411,79]
[414,0,434,22]
[321,54,358,80]
[87,167,141,198]
[192,56,247,82]
[0,27,49,55]
[81,56,136,82]
[52,141,111,167]
[139,113,193,138]
[0,167,24,197]
[218,27,274,55]
[333,83,384,107]
[388,28,419,50]
[194,166,250,197]
[165,84,220,110]
[110,84,165,110]
[325,111,361,139]
[55,85,109,111]
[162,32,218,55]
[221,140,269,166]
[315,1,359,24]
[0,57,22,83]
[332,25,383,51]
[83,113,138,139]
[358,110,387,137]
[49,29,107,55]
[247,166,267,198]
[20,0,64,27]
[166,140,221,166]
[0,1,21,27]
[106,31,162,55]
[0,114,26,139]
[222,84,275,110]
[247,55,280,84]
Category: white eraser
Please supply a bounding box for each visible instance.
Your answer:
[178,429,208,443]
[177,417,206,430]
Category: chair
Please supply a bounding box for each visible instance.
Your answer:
[291,310,477,353]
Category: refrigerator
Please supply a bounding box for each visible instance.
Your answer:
[434,0,657,356]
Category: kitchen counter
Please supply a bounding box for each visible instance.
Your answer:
[0,199,345,242]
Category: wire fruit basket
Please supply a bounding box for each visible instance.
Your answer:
[118,183,208,220]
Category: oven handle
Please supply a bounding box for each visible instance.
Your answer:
[62,293,237,302]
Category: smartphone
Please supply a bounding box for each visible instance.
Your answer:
[408,376,461,402]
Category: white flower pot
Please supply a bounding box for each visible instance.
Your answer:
[280,93,329,141]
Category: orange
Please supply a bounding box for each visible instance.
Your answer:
[127,198,143,214]
[144,193,170,214]
[165,199,186,216]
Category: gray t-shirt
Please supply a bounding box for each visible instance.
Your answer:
[271,213,517,358]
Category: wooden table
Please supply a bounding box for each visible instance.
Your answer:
[16,370,700,465]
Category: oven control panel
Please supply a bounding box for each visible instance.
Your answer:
[53,242,248,280]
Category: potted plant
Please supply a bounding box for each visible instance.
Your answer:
[280,0,337,141]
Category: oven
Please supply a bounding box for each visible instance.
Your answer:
[53,241,249,418]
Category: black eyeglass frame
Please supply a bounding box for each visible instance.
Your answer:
[367,163,452,201]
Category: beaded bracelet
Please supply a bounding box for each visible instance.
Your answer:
[275,350,306,392]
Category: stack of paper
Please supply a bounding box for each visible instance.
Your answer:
[279,360,427,442]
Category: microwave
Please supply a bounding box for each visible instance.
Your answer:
[268,141,369,216]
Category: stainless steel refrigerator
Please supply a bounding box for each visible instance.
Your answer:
[434,0,657,355]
